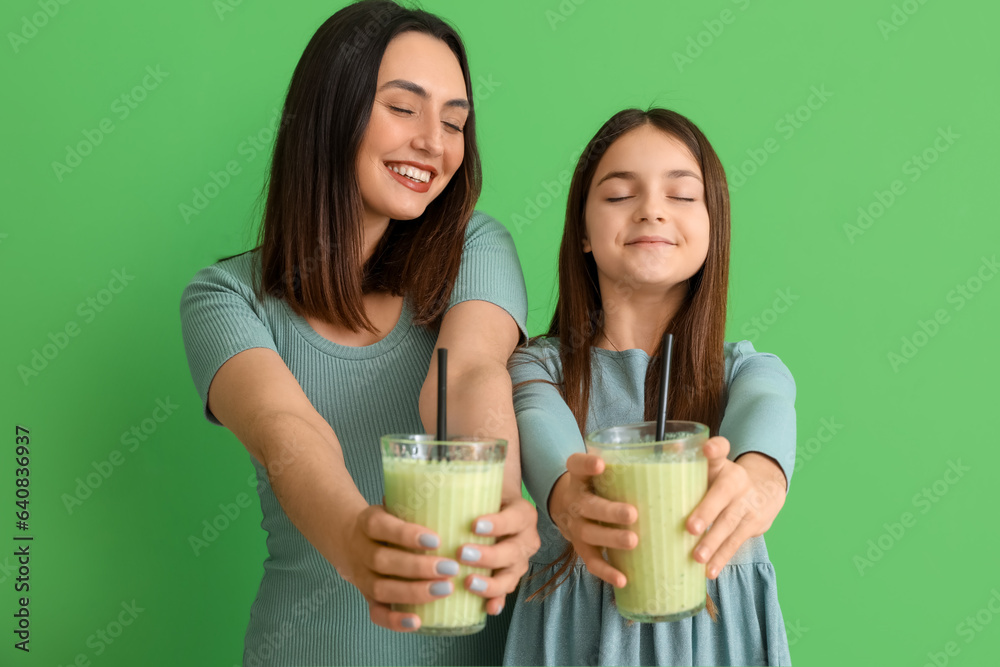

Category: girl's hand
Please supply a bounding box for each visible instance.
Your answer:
[339,505,462,633]
[548,453,639,588]
[686,437,788,579]
[457,497,540,615]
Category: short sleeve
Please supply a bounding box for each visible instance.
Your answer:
[509,341,585,523]
[448,211,528,341]
[179,255,278,425]
[720,341,797,489]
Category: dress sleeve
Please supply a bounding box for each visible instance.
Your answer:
[448,211,529,342]
[179,257,278,425]
[509,343,586,524]
[719,340,797,489]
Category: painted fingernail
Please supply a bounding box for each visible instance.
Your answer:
[419,534,440,549]
[493,602,505,615]
[469,576,488,592]
[401,617,418,629]
[474,520,493,535]
[430,581,453,596]
[461,546,482,562]
[436,559,459,576]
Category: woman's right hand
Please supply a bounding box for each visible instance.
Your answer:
[547,453,638,588]
[339,505,462,633]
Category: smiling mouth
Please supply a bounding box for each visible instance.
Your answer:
[385,162,433,184]
[626,236,676,246]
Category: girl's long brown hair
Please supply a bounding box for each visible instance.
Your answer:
[526,109,730,619]
[252,0,481,332]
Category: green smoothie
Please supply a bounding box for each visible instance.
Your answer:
[586,421,708,622]
[595,457,708,621]
[382,442,505,635]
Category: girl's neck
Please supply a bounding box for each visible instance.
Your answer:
[595,280,688,356]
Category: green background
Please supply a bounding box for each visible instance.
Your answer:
[2,0,997,665]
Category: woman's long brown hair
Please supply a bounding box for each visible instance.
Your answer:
[525,109,731,620]
[251,1,481,332]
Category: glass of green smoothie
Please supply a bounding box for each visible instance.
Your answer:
[585,420,708,623]
[380,434,506,635]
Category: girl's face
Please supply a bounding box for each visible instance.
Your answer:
[356,31,469,226]
[583,124,710,297]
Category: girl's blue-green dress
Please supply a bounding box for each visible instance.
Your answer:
[505,338,795,666]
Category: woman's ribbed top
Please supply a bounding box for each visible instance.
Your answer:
[180,212,528,666]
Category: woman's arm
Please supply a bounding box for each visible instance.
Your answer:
[208,349,463,632]
[419,299,540,614]
[180,264,459,634]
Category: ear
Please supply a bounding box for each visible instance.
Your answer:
[582,235,592,253]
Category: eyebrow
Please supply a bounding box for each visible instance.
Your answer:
[595,169,703,186]
[378,79,470,110]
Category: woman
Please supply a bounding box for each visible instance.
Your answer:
[504,108,795,666]
[180,2,538,665]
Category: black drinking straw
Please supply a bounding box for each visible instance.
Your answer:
[436,348,448,442]
[655,334,674,441]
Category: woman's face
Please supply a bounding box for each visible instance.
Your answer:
[583,124,710,297]
[356,31,469,226]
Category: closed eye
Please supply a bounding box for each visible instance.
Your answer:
[606,196,632,202]
[443,121,464,133]
[670,197,696,202]
[388,105,414,115]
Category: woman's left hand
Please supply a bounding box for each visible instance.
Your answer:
[686,437,788,579]
[457,496,540,615]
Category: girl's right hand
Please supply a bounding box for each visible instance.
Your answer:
[339,505,462,633]
[548,453,638,588]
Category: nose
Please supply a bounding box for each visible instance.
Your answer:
[411,114,444,157]
[635,193,667,223]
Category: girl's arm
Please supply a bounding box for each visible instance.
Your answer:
[719,342,797,488]
[508,344,642,588]
[686,343,797,578]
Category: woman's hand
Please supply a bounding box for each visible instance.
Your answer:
[547,453,639,588]
[339,505,463,633]
[686,437,788,579]
[457,496,540,615]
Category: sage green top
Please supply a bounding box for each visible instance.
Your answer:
[180,212,528,667]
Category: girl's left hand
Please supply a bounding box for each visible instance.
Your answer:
[457,496,540,615]
[686,437,788,579]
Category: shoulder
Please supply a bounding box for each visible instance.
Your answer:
[724,340,795,393]
[179,250,272,327]
[181,250,260,300]
[464,210,516,247]
[510,336,563,382]
[449,210,527,335]
[514,336,561,361]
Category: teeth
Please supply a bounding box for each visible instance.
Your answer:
[387,163,431,184]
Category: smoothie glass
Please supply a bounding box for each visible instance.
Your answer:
[380,435,506,635]
[585,420,708,622]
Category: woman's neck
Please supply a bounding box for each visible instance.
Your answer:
[363,214,391,263]
[595,279,688,356]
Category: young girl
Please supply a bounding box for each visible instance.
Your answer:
[504,109,795,666]
[180,2,538,665]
